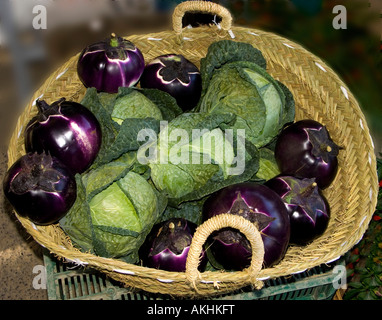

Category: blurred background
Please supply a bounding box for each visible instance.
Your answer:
[0,0,380,300]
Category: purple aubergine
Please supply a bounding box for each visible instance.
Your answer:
[139,54,202,111]
[274,119,341,189]
[266,176,330,245]
[24,98,102,174]
[3,152,77,225]
[77,33,145,93]
[202,182,290,270]
[141,218,206,272]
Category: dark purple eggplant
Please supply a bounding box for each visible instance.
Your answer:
[266,176,330,245]
[141,218,206,272]
[202,182,290,270]
[274,119,341,189]
[3,152,76,225]
[77,33,145,93]
[139,54,202,111]
[24,98,102,174]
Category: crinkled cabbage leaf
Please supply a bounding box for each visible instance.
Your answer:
[199,60,294,147]
[60,154,167,261]
[197,40,294,148]
[147,112,260,204]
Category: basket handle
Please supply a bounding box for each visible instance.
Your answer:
[172,1,233,34]
[185,213,264,292]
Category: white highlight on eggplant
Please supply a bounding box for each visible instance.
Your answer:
[113,269,136,275]
[340,86,349,100]
[315,62,327,72]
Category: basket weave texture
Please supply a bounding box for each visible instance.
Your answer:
[6,2,378,297]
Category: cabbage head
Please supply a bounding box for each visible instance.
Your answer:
[60,155,166,261]
[198,60,294,148]
[197,40,294,148]
[146,112,259,203]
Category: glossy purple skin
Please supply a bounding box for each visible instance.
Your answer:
[274,120,340,189]
[142,218,206,272]
[202,182,290,270]
[140,54,202,111]
[3,153,77,225]
[24,99,102,174]
[77,35,145,93]
[266,176,330,246]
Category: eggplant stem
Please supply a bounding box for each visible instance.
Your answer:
[36,99,51,114]
[110,33,119,47]
[302,182,317,197]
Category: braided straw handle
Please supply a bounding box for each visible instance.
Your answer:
[186,213,264,292]
[172,0,233,34]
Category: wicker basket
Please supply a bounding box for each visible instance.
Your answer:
[6,1,378,297]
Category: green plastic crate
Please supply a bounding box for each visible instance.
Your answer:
[43,249,342,300]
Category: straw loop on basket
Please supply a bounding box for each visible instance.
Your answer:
[172,1,233,35]
[185,213,264,292]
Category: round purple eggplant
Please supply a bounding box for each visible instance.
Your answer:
[141,218,206,272]
[139,54,202,111]
[266,176,330,245]
[24,98,102,174]
[77,33,145,93]
[3,152,77,225]
[202,182,290,270]
[274,119,341,189]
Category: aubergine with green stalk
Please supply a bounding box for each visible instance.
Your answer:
[24,98,102,174]
[77,33,145,93]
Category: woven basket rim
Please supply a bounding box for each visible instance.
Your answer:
[5,2,379,297]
